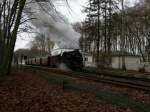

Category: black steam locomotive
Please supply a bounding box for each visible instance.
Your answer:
[25,50,83,70]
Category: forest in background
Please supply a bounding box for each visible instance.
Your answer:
[13,0,150,71]
[72,0,150,69]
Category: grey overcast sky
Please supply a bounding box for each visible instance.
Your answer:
[54,0,87,23]
[15,0,138,50]
[55,0,138,23]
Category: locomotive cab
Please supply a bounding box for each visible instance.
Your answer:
[62,50,83,70]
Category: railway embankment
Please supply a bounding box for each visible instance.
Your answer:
[21,66,150,112]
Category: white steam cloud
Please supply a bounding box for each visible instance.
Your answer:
[26,0,80,49]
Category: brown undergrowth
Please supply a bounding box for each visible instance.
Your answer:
[0,71,133,112]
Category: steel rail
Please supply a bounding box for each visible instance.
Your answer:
[22,65,150,91]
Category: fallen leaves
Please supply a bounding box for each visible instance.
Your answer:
[0,71,134,112]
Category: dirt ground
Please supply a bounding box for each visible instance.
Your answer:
[0,71,133,112]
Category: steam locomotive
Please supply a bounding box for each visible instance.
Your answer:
[25,50,83,70]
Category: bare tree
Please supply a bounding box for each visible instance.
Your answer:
[30,34,54,56]
[0,0,27,75]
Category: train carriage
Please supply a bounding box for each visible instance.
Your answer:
[49,55,62,67]
[25,50,83,70]
[41,57,48,66]
[31,58,36,65]
[35,58,41,65]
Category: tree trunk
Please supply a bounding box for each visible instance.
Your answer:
[0,0,26,75]
[121,0,126,70]
[96,0,100,68]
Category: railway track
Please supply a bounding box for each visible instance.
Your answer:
[22,65,150,91]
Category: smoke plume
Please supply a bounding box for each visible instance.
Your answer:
[26,0,80,49]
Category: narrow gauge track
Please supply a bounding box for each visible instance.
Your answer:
[23,65,150,91]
